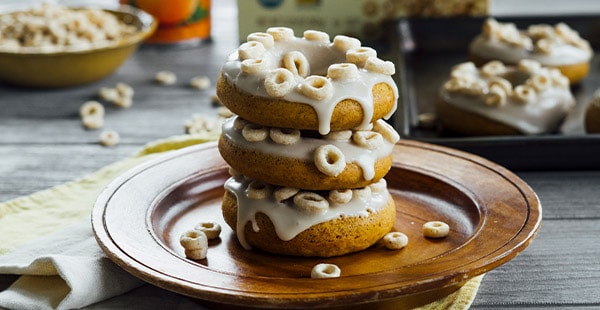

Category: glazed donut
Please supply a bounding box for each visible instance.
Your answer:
[217,27,398,135]
[218,116,398,190]
[585,90,600,134]
[436,60,574,136]
[222,175,396,257]
[469,18,592,85]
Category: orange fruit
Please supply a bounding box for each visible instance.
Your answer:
[135,0,198,25]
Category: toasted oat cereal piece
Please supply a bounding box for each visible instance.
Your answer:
[293,192,329,214]
[82,115,104,130]
[193,222,222,240]
[112,96,132,108]
[180,229,208,260]
[217,106,234,118]
[98,86,120,102]
[79,100,105,118]
[190,76,211,90]
[311,263,341,279]
[99,130,120,146]
[314,144,346,176]
[115,82,134,98]
[154,70,177,85]
[423,221,450,238]
[382,232,409,250]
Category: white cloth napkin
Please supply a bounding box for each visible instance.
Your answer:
[0,220,143,310]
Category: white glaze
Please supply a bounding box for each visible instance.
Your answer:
[440,61,574,134]
[469,19,592,66]
[470,35,591,66]
[221,29,399,134]
[224,176,391,250]
[222,116,398,180]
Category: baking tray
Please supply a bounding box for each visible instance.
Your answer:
[388,16,600,170]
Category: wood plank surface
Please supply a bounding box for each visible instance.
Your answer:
[1,0,599,308]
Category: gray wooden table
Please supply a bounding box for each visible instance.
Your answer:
[1,0,599,308]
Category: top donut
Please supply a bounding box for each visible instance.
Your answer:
[217,27,398,134]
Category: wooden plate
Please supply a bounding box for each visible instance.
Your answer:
[92,140,541,309]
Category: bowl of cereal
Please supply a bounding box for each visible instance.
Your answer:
[0,3,157,88]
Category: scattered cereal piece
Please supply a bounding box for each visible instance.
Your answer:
[184,114,222,135]
[116,82,134,98]
[180,229,208,260]
[82,115,104,129]
[79,100,105,118]
[382,232,409,250]
[193,222,222,240]
[155,70,177,85]
[99,130,120,147]
[311,263,341,279]
[217,106,234,118]
[112,96,132,108]
[98,87,120,102]
[423,221,450,238]
[189,76,211,90]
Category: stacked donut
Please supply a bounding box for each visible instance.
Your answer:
[216,27,400,257]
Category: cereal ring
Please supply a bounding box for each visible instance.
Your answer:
[155,70,177,85]
[246,180,271,200]
[311,263,341,279]
[267,27,294,41]
[241,58,268,75]
[353,186,372,201]
[332,35,361,52]
[180,229,208,260]
[346,47,377,67]
[238,41,266,60]
[484,84,507,107]
[233,117,249,130]
[189,76,211,90]
[82,115,104,129]
[247,32,274,49]
[242,123,268,142]
[481,60,506,77]
[369,178,387,193]
[527,73,551,92]
[293,192,329,214]
[328,189,353,204]
[80,100,104,118]
[194,222,222,240]
[382,232,409,250]
[488,77,512,96]
[99,130,119,146]
[303,30,329,42]
[269,127,300,145]
[283,51,310,77]
[423,221,450,238]
[299,75,333,100]
[314,144,346,177]
[324,130,353,141]
[512,85,536,104]
[372,120,400,144]
[364,57,395,75]
[264,68,296,97]
[273,187,300,202]
[352,131,384,150]
[327,63,358,80]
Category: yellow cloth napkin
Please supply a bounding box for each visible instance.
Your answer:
[0,134,483,310]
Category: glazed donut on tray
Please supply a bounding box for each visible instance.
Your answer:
[222,175,396,257]
[218,116,399,190]
[469,18,592,85]
[217,27,398,135]
[585,89,600,134]
[436,60,574,136]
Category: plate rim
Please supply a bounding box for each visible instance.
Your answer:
[92,140,542,308]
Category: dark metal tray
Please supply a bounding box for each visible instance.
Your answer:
[388,16,600,170]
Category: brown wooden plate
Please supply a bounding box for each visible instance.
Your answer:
[92,140,541,309]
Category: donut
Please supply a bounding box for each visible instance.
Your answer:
[222,175,396,257]
[218,116,399,190]
[585,90,600,134]
[436,60,574,136]
[216,27,398,135]
[469,18,592,85]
